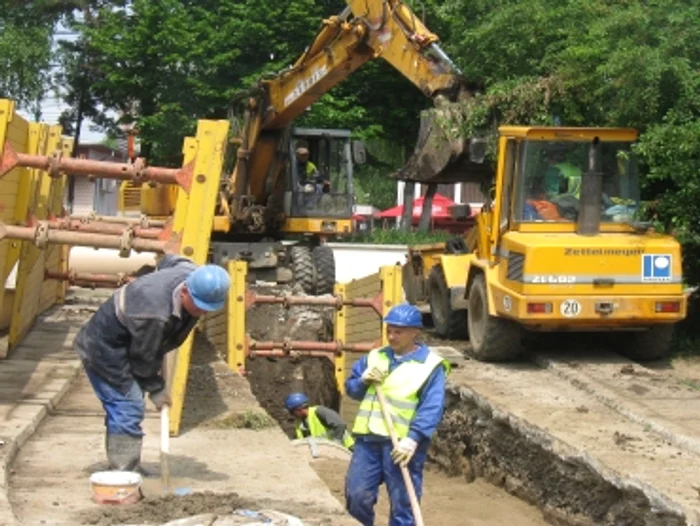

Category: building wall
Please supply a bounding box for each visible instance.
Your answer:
[70,145,126,215]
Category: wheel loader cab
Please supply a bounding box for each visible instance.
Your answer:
[512,138,640,227]
[284,128,355,235]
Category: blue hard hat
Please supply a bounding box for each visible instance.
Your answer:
[383,303,423,328]
[185,265,231,312]
[284,392,309,412]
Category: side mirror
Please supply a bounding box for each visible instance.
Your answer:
[469,137,487,164]
[352,140,367,165]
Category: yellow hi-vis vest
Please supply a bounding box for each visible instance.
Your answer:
[555,162,582,199]
[295,406,355,449]
[352,347,451,439]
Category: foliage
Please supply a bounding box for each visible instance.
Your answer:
[351,137,408,210]
[0,1,57,116]
[342,228,455,245]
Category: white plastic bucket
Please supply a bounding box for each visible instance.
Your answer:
[89,471,143,505]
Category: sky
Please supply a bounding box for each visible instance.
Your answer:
[15,24,106,145]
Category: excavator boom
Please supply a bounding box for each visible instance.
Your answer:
[229,0,478,218]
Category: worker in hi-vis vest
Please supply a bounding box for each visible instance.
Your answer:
[344,303,451,526]
[284,392,355,450]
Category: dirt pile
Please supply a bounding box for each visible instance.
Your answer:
[243,284,340,437]
[79,491,337,526]
[80,492,247,525]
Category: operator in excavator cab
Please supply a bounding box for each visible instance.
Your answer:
[284,392,355,450]
[295,147,328,194]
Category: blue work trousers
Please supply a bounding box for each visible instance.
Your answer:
[84,366,145,437]
[345,439,428,526]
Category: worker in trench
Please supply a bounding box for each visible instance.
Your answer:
[284,392,355,450]
[344,303,451,526]
[73,254,231,473]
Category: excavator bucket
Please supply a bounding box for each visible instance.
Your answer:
[394,104,492,184]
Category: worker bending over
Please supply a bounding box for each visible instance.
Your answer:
[73,255,231,473]
[285,392,355,450]
[344,303,450,526]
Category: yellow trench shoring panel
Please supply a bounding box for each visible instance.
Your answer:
[166,119,230,436]
[9,124,68,352]
[0,99,70,356]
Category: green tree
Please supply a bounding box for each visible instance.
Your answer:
[0,1,57,116]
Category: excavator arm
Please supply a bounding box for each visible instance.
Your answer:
[228,0,476,230]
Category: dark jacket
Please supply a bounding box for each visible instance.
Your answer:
[74,255,199,395]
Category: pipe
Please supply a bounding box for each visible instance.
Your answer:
[0,142,194,191]
[45,269,135,288]
[0,220,168,254]
[67,214,167,228]
[34,217,163,239]
[249,340,374,353]
[247,292,383,314]
[249,350,338,359]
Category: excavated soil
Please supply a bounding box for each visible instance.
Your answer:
[430,387,688,526]
[244,284,340,437]
[78,491,341,526]
[79,492,248,525]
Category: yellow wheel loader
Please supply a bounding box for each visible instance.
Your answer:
[404,126,687,361]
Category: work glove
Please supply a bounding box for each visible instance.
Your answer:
[149,389,171,411]
[391,437,418,468]
[361,367,387,386]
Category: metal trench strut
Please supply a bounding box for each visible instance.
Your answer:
[0,220,175,257]
[0,141,194,192]
[243,289,386,362]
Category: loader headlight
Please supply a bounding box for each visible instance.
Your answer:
[321,221,337,233]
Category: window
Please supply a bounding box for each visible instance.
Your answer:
[515,140,640,224]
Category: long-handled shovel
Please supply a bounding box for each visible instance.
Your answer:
[375,386,425,526]
[160,405,170,493]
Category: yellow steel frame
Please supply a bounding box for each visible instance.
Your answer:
[334,282,348,395]
[167,120,230,436]
[0,99,21,329]
[378,265,403,346]
[8,122,63,352]
[226,259,247,372]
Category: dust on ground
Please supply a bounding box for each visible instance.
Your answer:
[311,458,546,526]
[245,284,339,437]
[9,326,351,526]
[78,491,343,526]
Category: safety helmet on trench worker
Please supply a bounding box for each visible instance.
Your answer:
[285,392,309,412]
[185,265,231,312]
[383,303,423,329]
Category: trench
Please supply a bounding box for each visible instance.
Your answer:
[240,287,696,525]
[242,286,547,525]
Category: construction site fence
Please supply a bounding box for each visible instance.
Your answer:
[201,261,404,398]
[0,98,231,436]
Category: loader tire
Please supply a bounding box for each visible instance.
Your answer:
[467,273,521,361]
[313,245,336,295]
[290,245,315,295]
[428,266,468,339]
[615,325,675,362]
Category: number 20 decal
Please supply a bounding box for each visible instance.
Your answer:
[560,299,581,318]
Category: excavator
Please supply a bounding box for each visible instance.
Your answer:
[127,0,482,295]
[403,127,688,362]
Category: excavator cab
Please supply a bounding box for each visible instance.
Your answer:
[285,128,357,221]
